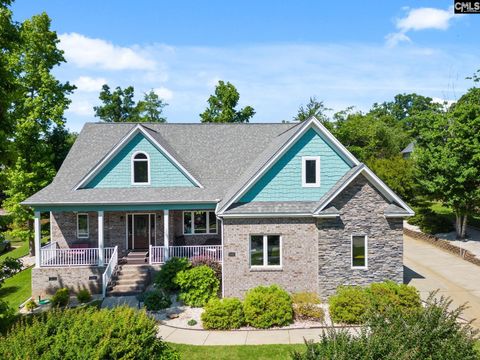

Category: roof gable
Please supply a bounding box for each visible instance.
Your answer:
[238,127,351,202]
[79,125,202,189]
[217,117,359,214]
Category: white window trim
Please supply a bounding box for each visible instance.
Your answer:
[131,151,151,185]
[302,156,320,187]
[249,234,282,269]
[76,213,89,238]
[182,211,218,235]
[351,234,368,269]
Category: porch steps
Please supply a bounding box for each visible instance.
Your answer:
[107,252,151,296]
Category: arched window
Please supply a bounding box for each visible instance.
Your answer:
[131,152,150,184]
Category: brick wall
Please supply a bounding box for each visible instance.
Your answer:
[32,266,105,298]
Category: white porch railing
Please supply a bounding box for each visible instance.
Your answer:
[40,246,116,267]
[149,245,222,265]
[102,246,118,298]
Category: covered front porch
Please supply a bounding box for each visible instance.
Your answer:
[31,204,223,297]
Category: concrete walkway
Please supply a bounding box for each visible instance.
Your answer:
[404,235,480,329]
[158,325,359,345]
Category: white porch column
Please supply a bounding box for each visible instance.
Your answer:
[34,211,41,268]
[164,210,169,260]
[98,211,104,266]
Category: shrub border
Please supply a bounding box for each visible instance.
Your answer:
[404,228,480,267]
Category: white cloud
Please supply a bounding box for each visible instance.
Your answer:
[59,33,156,70]
[67,99,95,117]
[153,87,173,101]
[398,7,454,32]
[386,7,458,47]
[74,76,106,92]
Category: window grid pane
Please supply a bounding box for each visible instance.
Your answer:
[305,160,317,184]
[183,212,192,234]
[352,236,366,267]
[267,235,281,266]
[208,212,217,233]
[250,236,264,266]
[78,215,88,237]
[193,211,207,234]
[134,161,148,183]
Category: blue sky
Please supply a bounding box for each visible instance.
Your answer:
[12,1,480,131]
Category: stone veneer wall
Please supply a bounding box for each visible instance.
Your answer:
[222,174,403,299]
[32,266,105,298]
[222,217,319,298]
[317,174,403,297]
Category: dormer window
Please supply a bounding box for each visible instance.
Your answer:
[132,152,150,184]
[302,156,320,187]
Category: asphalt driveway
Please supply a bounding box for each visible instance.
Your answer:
[404,235,480,328]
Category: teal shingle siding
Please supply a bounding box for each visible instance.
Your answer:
[86,133,196,188]
[240,128,351,202]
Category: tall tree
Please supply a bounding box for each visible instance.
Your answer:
[0,0,19,187]
[200,80,255,123]
[414,87,480,239]
[94,84,137,122]
[3,12,75,252]
[94,86,168,122]
[294,96,331,127]
[136,90,168,122]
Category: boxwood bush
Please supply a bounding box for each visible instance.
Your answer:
[328,286,369,324]
[51,288,70,307]
[0,306,179,359]
[174,265,219,307]
[292,292,324,321]
[154,257,191,292]
[142,290,172,311]
[243,285,293,329]
[366,281,421,316]
[201,297,245,330]
[76,289,92,304]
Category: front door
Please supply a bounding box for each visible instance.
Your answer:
[127,214,154,250]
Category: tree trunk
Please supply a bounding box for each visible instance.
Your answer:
[28,218,35,256]
[455,213,468,240]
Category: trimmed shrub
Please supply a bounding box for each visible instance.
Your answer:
[292,292,325,321]
[25,299,38,312]
[187,319,197,326]
[328,286,369,324]
[201,298,245,330]
[154,257,191,292]
[366,281,421,316]
[191,256,222,283]
[51,288,70,307]
[142,290,172,311]
[174,265,219,307]
[0,306,179,359]
[293,294,479,360]
[243,285,293,329]
[76,289,92,304]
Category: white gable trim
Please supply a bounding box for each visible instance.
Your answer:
[217,117,359,215]
[74,124,203,190]
[313,165,415,216]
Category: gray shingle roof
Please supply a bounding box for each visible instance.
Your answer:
[23,122,296,205]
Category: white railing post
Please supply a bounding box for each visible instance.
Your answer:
[164,210,169,261]
[98,211,104,266]
[34,211,41,268]
[102,245,118,298]
[149,244,152,265]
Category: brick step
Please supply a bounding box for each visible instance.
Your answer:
[126,252,148,258]
[114,278,149,286]
[123,258,148,265]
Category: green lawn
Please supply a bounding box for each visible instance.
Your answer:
[0,267,32,309]
[0,241,29,262]
[169,343,305,360]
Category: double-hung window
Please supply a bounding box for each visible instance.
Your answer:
[183,211,217,235]
[77,213,89,238]
[351,235,367,268]
[302,156,320,187]
[132,152,150,184]
[250,235,281,268]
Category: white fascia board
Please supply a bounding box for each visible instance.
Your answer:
[23,199,220,206]
[384,213,414,218]
[314,165,415,216]
[217,117,359,215]
[219,213,312,218]
[74,124,203,190]
[312,213,340,218]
